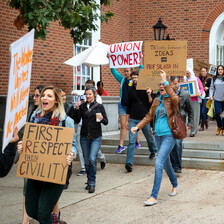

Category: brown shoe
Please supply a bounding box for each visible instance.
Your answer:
[198,123,204,131]
[222,130,224,136]
[216,127,222,135]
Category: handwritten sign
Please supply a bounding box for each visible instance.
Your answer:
[144,40,187,76]
[193,59,217,76]
[2,29,35,152]
[17,123,75,184]
[179,80,198,96]
[108,41,143,68]
[136,69,161,90]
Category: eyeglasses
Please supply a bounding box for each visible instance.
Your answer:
[32,94,40,98]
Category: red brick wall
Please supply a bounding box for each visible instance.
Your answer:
[0,0,73,95]
[1,0,224,96]
[101,0,224,95]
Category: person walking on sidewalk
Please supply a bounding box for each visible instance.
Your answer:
[199,67,211,131]
[184,68,204,137]
[209,65,224,135]
[125,71,157,172]
[17,86,76,224]
[131,70,179,206]
[170,76,194,173]
[74,85,108,193]
[108,53,142,153]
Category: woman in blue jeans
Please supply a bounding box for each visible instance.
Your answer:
[131,70,179,206]
[74,85,108,193]
[209,65,224,135]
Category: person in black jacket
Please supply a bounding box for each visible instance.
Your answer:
[74,85,108,193]
[199,67,211,131]
[0,127,19,178]
[125,71,157,172]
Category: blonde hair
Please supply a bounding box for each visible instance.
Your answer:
[37,86,65,121]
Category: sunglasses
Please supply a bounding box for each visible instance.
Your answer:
[32,94,40,98]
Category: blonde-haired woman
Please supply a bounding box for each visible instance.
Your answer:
[17,86,76,224]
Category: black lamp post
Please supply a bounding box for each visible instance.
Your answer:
[153,18,167,40]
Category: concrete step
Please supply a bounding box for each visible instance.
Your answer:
[104,153,224,171]
[102,138,224,151]
[100,145,224,160]
[101,137,224,171]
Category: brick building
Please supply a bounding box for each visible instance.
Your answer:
[1,0,224,96]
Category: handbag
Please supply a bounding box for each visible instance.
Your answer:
[171,103,187,140]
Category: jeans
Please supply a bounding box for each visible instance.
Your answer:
[201,99,209,123]
[80,136,102,186]
[170,139,183,170]
[126,118,157,166]
[151,135,178,199]
[214,100,224,129]
[25,179,64,224]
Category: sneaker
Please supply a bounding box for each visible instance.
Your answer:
[100,161,106,170]
[77,170,86,176]
[135,142,141,149]
[52,211,67,224]
[149,152,155,159]
[116,145,125,153]
[125,163,133,172]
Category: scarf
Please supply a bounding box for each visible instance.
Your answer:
[35,111,60,126]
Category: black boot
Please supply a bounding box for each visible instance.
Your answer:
[205,119,208,129]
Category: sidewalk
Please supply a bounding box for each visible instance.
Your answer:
[1,120,224,224]
[1,161,224,224]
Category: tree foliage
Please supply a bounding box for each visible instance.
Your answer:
[7,0,115,44]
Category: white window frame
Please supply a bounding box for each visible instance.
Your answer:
[209,12,224,65]
[217,45,224,65]
[73,0,101,95]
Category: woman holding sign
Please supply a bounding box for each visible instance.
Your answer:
[74,85,108,193]
[131,70,179,206]
[17,86,76,224]
[108,54,143,153]
[209,65,224,135]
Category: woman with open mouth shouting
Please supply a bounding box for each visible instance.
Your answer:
[17,86,76,224]
[131,70,180,206]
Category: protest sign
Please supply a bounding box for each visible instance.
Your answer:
[193,59,217,76]
[108,41,143,68]
[144,40,187,76]
[179,80,199,96]
[2,29,35,152]
[136,69,161,90]
[17,122,74,185]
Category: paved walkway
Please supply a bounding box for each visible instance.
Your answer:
[1,120,224,224]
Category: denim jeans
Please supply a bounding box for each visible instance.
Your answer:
[170,139,183,170]
[151,135,178,199]
[80,136,102,186]
[201,99,209,123]
[214,100,224,129]
[126,118,157,166]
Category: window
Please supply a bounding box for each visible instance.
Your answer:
[73,0,101,94]
[216,45,224,65]
[73,35,93,91]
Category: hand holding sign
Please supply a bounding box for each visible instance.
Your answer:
[160,70,167,83]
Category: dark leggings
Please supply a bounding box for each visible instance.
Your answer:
[25,179,64,224]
